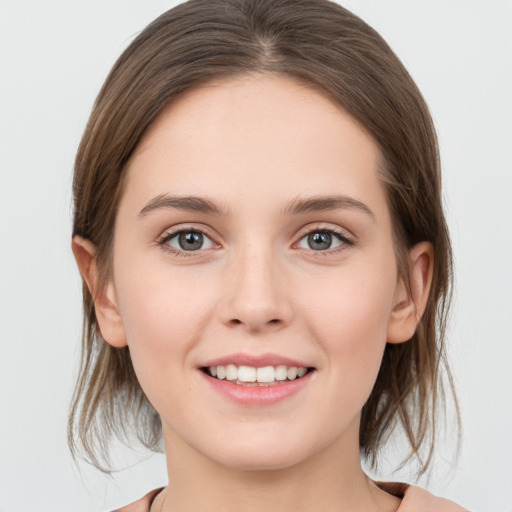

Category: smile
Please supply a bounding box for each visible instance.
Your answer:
[199,354,316,405]
[204,364,311,386]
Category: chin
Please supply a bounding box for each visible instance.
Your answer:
[214,448,307,472]
[199,429,322,472]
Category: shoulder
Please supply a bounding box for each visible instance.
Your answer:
[111,484,468,512]
[399,485,469,512]
[111,488,163,512]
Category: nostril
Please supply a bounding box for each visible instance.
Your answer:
[228,318,281,328]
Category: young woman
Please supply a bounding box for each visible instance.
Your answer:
[69,1,466,510]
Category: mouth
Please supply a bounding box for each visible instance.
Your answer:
[201,364,315,386]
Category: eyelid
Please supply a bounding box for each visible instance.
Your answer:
[157,224,220,257]
[155,222,355,258]
[293,224,356,253]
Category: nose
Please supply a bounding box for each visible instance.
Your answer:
[216,246,293,333]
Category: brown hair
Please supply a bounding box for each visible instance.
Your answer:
[70,0,457,474]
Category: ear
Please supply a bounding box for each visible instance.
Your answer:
[386,241,434,344]
[71,236,128,348]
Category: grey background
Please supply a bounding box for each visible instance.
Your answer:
[1,1,511,511]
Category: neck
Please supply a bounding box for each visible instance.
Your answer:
[156,420,400,512]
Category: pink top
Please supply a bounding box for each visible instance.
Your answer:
[111,484,469,511]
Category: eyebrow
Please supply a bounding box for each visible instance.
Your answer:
[139,194,230,217]
[138,193,374,220]
[283,194,375,220]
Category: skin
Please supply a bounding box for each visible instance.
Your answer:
[74,74,433,512]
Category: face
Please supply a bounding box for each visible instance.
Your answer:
[102,75,413,471]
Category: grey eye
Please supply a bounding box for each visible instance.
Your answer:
[308,232,331,250]
[297,230,344,251]
[167,231,214,251]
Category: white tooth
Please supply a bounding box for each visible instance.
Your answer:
[297,367,307,377]
[256,366,275,383]
[209,366,217,377]
[287,367,298,380]
[238,365,256,382]
[275,365,288,381]
[225,364,238,380]
[216,365,226,379]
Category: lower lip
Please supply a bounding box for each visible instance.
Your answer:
[200,370,314,406]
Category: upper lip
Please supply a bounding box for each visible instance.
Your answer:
[201,353,312,368]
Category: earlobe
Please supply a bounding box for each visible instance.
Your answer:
[71,236,128,348]
[386,241,434,344]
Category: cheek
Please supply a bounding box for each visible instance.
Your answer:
[116,253,215,341]
[305,262,396,389]
[113,263,217,402]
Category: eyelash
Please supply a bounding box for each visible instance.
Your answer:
[157,227,215,258]
[297,226,355,256]
[157,226,355,258]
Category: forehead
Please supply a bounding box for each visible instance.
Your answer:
[124,74,386,219]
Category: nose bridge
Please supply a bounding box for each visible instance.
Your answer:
[217,237,292,331]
